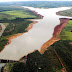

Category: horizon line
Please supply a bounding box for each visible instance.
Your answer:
[0,1,72,3]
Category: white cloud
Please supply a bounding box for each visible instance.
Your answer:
[0,0,72,2]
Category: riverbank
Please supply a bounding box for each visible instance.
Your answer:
[19,18,70,60]
[40,18,69,54]
[7,20,38,45]
[0,9,43,53]
[32,11,44,19]
[0,8,44,61]
[0,20,38,54]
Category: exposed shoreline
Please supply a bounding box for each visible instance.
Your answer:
[0,20,38,54]
[0,10,43,61]
[40,18,70,54]
[56,11,61,16]
[0,9,70,61]
[19,18,70,60]
[3,10,44,51]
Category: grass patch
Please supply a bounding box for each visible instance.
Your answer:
[0,6,41,20]
[0,10,36,20]
[60,20,72,40]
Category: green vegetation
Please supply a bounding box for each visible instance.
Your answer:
[0,18,32,52]
[0,6,41,20]
[50,40,72,72]
[48,20,72,72]
[10,50,62,72]
[60,20,72,40]
[11,62,27,72]
[0,6,41,52]
[0,10,38,20]
[1,62,17,72]
[1,2,72,72]
[58,9,72,17]
[0,6,25,12]
[0,37,8,51]
[1,18,32,36]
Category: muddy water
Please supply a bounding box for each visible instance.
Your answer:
[0,7,72,60]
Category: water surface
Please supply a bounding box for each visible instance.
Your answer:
[0,7,72,60]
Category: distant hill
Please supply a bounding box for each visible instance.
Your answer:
[0,1,72,8]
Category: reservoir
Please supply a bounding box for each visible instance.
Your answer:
[0,7,72,60]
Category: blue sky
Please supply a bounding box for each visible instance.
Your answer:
[0,0,72,2]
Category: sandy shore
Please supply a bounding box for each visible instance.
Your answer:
[40,18,69,54]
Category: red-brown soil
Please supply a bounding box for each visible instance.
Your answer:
[69,42,72,45]
[0,10,43,55]
[32,11,44,19]
[25,20,38,31]
[40,18,69,54]
[0,20,38,54]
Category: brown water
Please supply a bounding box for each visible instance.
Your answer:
[0,7,72,60]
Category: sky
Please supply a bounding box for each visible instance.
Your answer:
[0,0,72,2]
